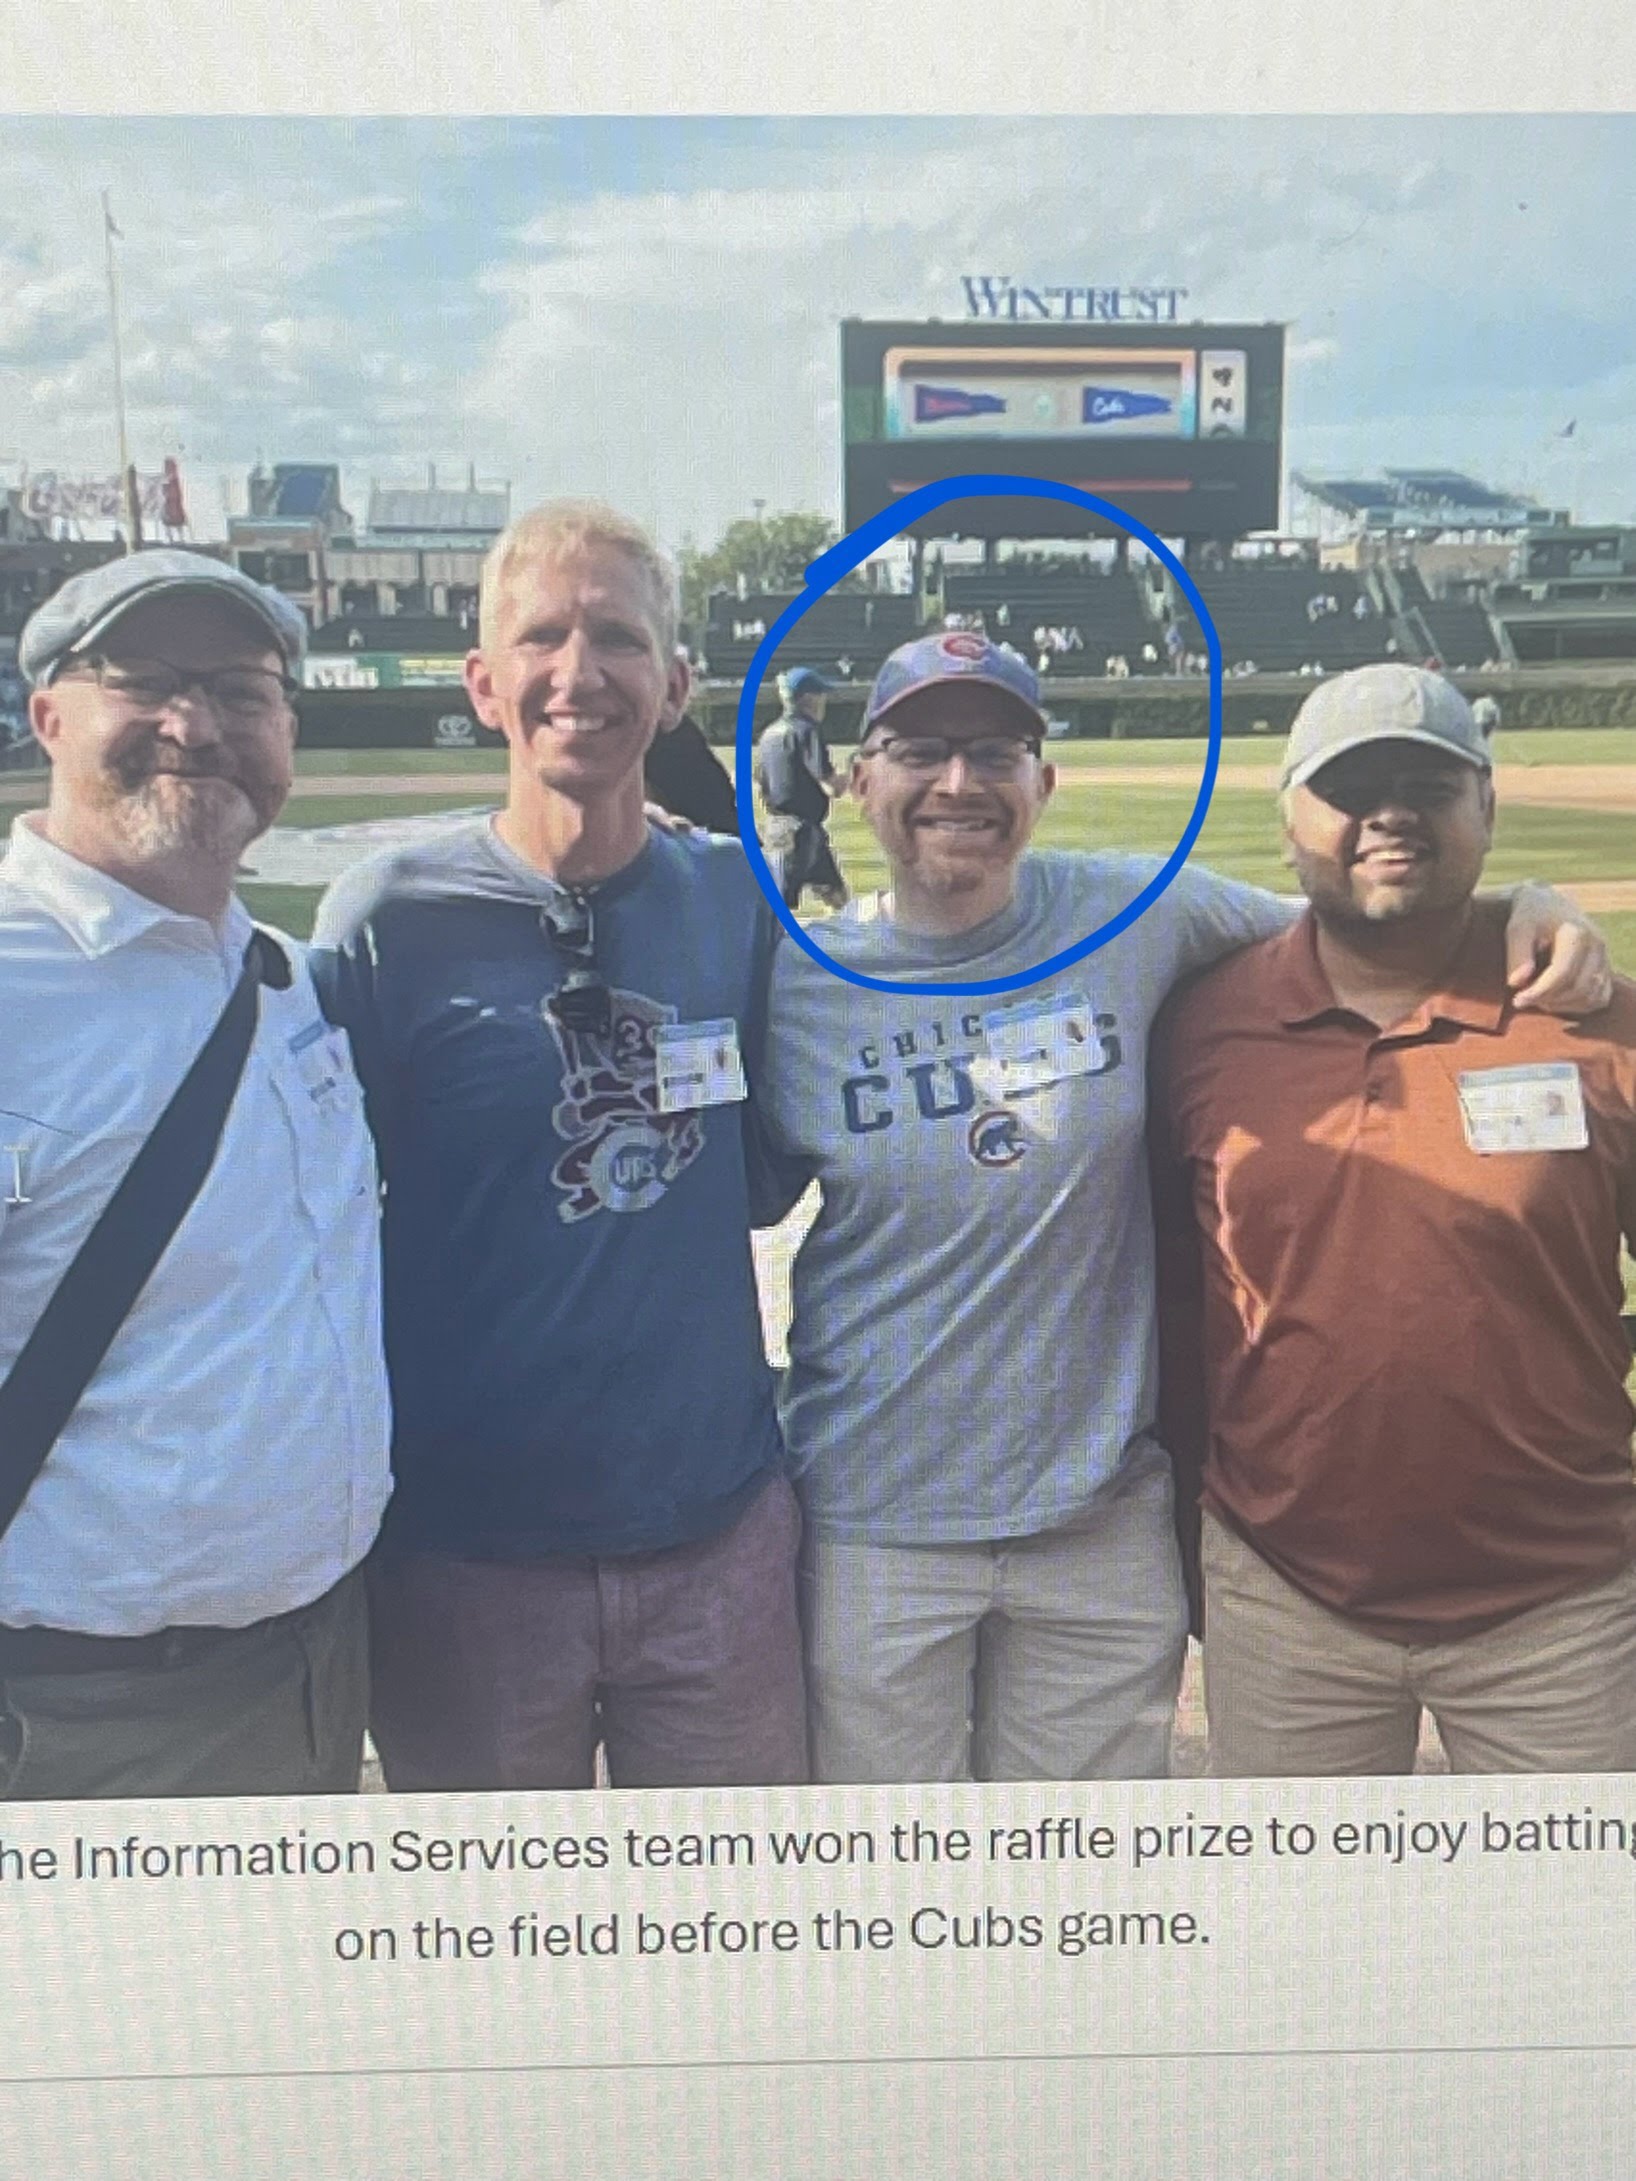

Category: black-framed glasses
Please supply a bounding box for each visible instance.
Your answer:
[859,733,1043,777]
[56,654,299,719]
[539,890,613,1040]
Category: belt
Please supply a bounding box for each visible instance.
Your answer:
[0,1594,316,1677]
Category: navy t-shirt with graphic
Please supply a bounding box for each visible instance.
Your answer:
[310,820,783,1559]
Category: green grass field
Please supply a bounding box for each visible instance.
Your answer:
[6,729,1636,955]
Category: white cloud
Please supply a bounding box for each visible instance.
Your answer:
[5,117,1636,541]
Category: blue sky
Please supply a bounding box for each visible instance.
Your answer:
[1,115,1631,547]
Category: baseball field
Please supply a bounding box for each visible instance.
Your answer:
[5,726,1634,957]
[9,724,1628,953]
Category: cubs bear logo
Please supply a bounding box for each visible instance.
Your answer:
[939,631,989,662]
[968,1108,1027,1168]
[544,988,705,1222]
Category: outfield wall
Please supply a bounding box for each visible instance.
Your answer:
[287,670,1636,750]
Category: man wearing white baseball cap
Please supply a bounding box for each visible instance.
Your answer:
[0,550,391,1798]
[753,640,1608,1783]
[1152,663,1636,1774]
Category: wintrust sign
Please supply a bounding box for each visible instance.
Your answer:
[960,278,1190,323]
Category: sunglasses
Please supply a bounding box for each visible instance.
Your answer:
[538,891,613,1040]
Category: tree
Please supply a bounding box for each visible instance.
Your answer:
[677,510,860,627]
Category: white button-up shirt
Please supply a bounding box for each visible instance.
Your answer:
[0,815,392,1635]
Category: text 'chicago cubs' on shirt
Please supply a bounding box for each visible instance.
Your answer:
[311,820,783,1560]
[757,851,1291,1546]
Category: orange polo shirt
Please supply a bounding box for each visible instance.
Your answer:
[1152,903,1636,1643]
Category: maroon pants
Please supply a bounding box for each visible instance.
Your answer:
[367,1476,808,1790]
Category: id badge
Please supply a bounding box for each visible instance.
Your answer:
[980,991,1104,1097]
[1457,1062,1588,1154]
[289,1020,350,1111]
[653,1019,748,1114]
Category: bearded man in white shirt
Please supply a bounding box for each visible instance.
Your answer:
[0,551,392,1800]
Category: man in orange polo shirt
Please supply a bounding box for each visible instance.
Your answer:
[1153,664,1636,1775]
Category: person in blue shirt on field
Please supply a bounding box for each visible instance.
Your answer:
[311,500,805,1793]
[755,665,849,910]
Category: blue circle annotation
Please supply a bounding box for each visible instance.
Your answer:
[733,473,1224,999]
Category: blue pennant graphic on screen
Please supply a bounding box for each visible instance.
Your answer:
[914,384,1009,422]
[1081,387,1173,424]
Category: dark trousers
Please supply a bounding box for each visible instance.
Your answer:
[367,1476,809,1791]
[0,1568,370,1801]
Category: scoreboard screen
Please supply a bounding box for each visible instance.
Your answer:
[843,319,1285,541]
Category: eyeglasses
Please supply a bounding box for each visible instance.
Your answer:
[860,733,1043,777]
[538,890,613,1040]
[57,655,299,720]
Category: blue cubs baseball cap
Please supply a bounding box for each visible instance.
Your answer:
[20,548,309,689]
[864,631,1049,734]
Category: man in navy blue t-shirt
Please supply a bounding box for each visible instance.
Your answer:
[311,500,805,1791]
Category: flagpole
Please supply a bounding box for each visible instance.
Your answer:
[101,191,138,553]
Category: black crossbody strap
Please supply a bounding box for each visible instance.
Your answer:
[0,932,278,1544]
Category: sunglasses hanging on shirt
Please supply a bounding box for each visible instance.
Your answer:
[538,891,614,1041]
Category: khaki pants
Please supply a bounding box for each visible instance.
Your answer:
[803,1462,1188,1784]
[1202,1512,1636,1776]
[0,1568,370,1801]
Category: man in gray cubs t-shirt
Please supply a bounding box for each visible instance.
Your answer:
[765,850,1285,1546]
[755,632,1595,1786]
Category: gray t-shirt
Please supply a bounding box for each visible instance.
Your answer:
[758,851,1292,1544]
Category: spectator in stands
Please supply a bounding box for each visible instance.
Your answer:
[1163,620,1185,672]
[311,500,806,1792]
[1471,695,1501,743]
[1141,642,1160,671]
[754,666,848,912]
[1153,663,1636,1775]
[1353,595,1372,619]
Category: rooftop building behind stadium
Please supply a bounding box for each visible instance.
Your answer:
[1293,468,1562,540]
[225,462,509,627]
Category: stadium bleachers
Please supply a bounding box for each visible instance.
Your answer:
[1171,565,1399,673]
[942,567,1156,670]
[700,589,919,681]
[310,614,470,654]
[1413,600,1500,668]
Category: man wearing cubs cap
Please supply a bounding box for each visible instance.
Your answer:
[754,664,848,910]
[1151,663,1636,1774]
[752,638,1610,1784]
[0,550,391,1797]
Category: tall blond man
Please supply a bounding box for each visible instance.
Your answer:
[312,502,806,1790]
